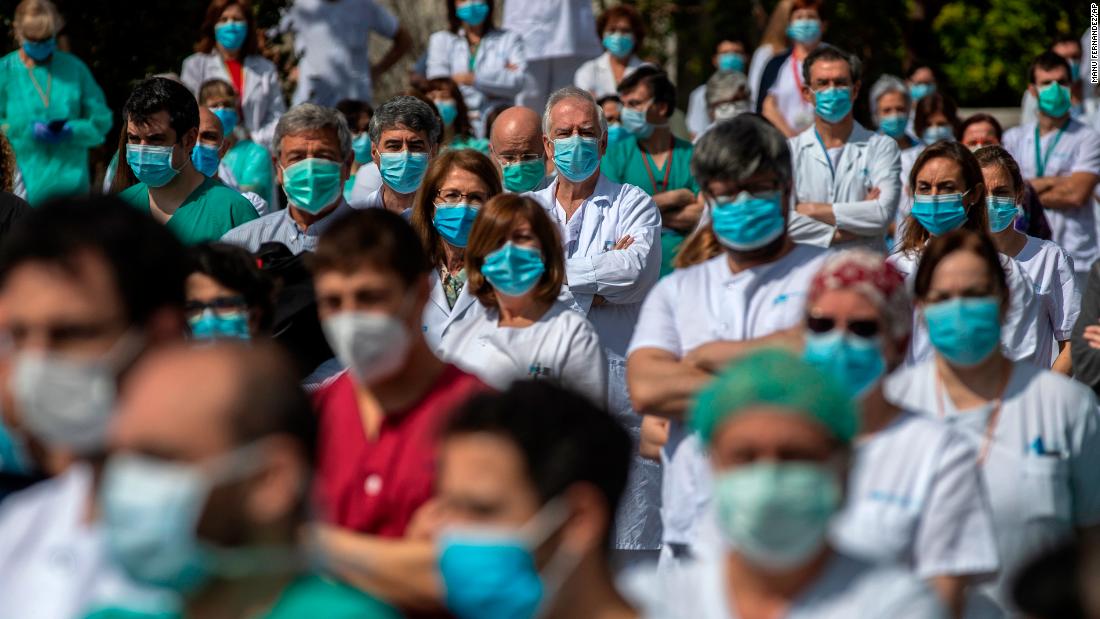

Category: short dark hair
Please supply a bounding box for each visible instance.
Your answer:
[1029,50,1072,85]
[0,196,189,326]
[335,99,375,132]
[189,242,275,333]
[443,381,631,535]
[913,228,1009,308]
[123,77,200,143]
[959,112,1003,142]
[596,4,645,48]
[617,65,676,119]
[309,209,431,286]
[802,43,862,86]
[229,341,318,465]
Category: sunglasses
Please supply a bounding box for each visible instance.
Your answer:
[806,315,880,339]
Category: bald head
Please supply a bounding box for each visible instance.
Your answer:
[197,106,228,158]
[489,106,544,164]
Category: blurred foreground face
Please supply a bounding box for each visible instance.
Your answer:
[437,432,541,528]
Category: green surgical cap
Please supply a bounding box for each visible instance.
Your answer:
[689,348,858,445]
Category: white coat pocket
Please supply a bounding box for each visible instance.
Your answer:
[1019,456,1072,522]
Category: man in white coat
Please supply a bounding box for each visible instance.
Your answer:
[504,0,602,113]
[527,86,663,565]
[788,44,901,251]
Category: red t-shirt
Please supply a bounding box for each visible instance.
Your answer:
[312,365,488,536]
[224,58,244,96]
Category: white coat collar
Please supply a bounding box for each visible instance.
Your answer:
[428,268,478,320]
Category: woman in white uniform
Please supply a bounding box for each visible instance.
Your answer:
[802,250,1000,618]
[887,228,1100,614]
[438,193,606,405]
[412,149,502,351]
[573,4,646,99]
[425,0,526,139]
[653,348,946,619]
[976,146,1079,374]
[181,0,286,153]
[890,140,1045,367]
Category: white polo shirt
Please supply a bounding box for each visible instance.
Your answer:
[766,54,814,134]
[1014,236,1081,360]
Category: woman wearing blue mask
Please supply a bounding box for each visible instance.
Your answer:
[425,0,527,139]
[439,194,607,405]
[892,92,960,238]
[871,75,919,152]
[573,5,646,99]
[886,228,1100,615]
[186,242,274,341]
[411,149,502,350]
[424,77,489,154]
[181,0,286,154]
[759,0,826,137]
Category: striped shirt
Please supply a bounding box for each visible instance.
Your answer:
[220,198,358,254]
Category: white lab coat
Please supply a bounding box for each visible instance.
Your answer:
[573,52,646,100]
[180,52,286,153]
[426,28,527,138]
[788,121,902,251]
[422,269,480,353]
[502,0,602,61]
[686,83,709,137]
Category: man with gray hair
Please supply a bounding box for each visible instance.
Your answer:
[349,95,440,214]
[693,70,752,140]
[527,85,663,565]
[627,114,829,569]
[221,102,355,254]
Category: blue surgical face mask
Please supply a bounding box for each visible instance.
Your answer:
[786,19,821,44]
[281,157,343,214]
[986,195,1019,233]
[214,21,248,51]
[481,242,546,297]
[455,1,490,27]
[434,204,480,248]
[126,144,182,188]
[552,135,600,183]
[620,106,655,139]
[909,82,935,102]
[212,108,239,136]
[602,32,635,59]
[190,143,221,178]
[606,123,631,145]
[814,87,853,124]
[436,99,459,127]
[923,296,1002,367]
[710,190,786,251]
[922,125,955,144]
[22,37,56,61]
[1069,60,1081,83]
[501,159,545,193]
[352,133,372,165]
[803,331,885,397]
[379,150,430,194]
[911,192,969,236]
[717,52,746,73]
[878,113,907,138]
[189,309,250,341]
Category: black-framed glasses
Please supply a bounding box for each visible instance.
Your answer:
[806,315,880,339]
[186,296,247,319]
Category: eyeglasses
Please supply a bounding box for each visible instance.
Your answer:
[186,296,247,319]
[437,189,489,205]
[806,315,880,339]
[496,153,543,165]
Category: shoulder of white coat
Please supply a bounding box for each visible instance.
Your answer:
[789,125,816,151]
[1015,362,1096,408]
[244,54,278,74]
[1001,123,1029,147]
[427,29,458,46]
[523,184,555,209]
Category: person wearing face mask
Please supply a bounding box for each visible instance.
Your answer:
[686,40,750,139]
[198,78,276,206]
[186,242,275,342]
[599,95,633,148]
[906,63,939,131]
[350,95,440,215]
[0,197,190,619]
[759,0,827,137]
[0,0,111,206]
[627,115,829,570]
[653,348,947,618]
[336,99,382,202]
[603,67,701,277]
[1004,52,1100,291]
[425,0,527,139]
[1021,37,1087,127]
[95,342,401,618]
[700,71,752,138]
[976,146,1078,375]
[424,78,489,153]
[181,0,287,154]
[573,5,646,100]
[193,106,268,217]
[891,141,1045,369]
[222,104,356,255]
[871,75,920,153]
[788,44,901,251]
[410,149,503,350]
[117,78,258,245]
[894,92,961,237]
[886,228,1100,615]
[488,106,553,193]
[438,194,607,404]
[311,208,488,538]
[529,86,663,565]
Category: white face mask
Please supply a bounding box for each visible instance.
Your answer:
[713,100,750,121]
[322,311,411,385]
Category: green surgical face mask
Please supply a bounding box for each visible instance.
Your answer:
[281,158,343,214]
[501,158,545,193]
[1037,81,1072,118]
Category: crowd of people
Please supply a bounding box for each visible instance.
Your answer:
[0,0,1098,617]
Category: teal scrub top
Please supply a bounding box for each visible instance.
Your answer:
[0,50,112,205]
[447,134,490,154]
[119,176,259,245]
[222,139,275,204]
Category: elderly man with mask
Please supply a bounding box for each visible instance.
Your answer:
[489,105,552,193]
[694,70,752,141]
[527,85,663,565]
[0,197,190,618]
[348,95,440,215]
[221,103,356,255]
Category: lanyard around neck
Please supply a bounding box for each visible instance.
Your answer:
[813,127,840,182]
[1034,121,1068,178]
[934,363,1012,466]
[640,136,674,194]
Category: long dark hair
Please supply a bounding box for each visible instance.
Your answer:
[445,0,496,33]
[425,77,475,141]
[898,140,987,255]
[194,0,263,57]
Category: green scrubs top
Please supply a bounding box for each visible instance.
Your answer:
[119,176,259,245]
[601,135,698,276]
[448,134,490,154]
[223,139,275,204]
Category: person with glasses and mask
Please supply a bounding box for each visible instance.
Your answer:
[0,197,190,619]
[887,228,1100,615]
[488,106,552,193]
[686,39,750,139]
[186,242,274,342]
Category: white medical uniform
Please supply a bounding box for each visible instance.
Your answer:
[426,28,528,138]
[348,163,383,207]
[627,244,829,562]
[686,83,710,138]
[766,54,814,133]
[180,52,286,152]
[788,122,902,250]
[503,0,602,112]
[892,143,925,242]
[889,250,1046,367]
[438,300,607,406]
[573,52,646,100]
[1014,236,1080,363]
[886,360,1100,612]
[421,269,480,353]
[1003,119,1100,278]
[282,0,399,106]
[747,45,775,110]
[528,173,663,551]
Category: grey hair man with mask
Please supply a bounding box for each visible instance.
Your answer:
[627,114,829,570]
[348,95,441,214]
[0,197,190,618]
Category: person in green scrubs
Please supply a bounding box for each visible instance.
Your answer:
[601,66,700,276]
[200,78,275,205]
[425,77,489,154]
[117,77,257,245]
[336,98,375,200]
